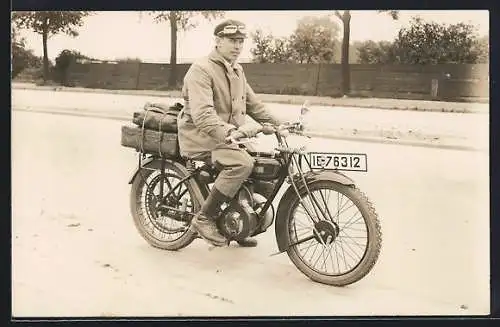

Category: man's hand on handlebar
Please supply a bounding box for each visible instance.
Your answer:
[224,122,304,144]
[238,123,262,138]
[225,129,246,144]
[261,123,276,135]
[262,122,295,136]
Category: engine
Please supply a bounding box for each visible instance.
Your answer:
[216,184,275,241]
[250,157,282,180]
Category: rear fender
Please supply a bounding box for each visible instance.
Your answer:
[128,157,205,206]
[274,170,355,252]
[128,156,156,184]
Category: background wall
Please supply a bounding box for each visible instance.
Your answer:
[63,62,489,101]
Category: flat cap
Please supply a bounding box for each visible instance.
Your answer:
[213,19,247,38]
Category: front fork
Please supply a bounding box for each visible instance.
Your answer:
[287,153,331,223]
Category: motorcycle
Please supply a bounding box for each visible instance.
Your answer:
[125,103,381,287]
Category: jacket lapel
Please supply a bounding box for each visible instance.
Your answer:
[208,50,244,120]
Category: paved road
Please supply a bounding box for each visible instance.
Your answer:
[11,110,490,317]
[11,88,489,151]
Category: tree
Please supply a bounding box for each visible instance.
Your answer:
[347,41,363,64]
[392,17,486,64]
[54,49,96,85]
[471,35,489,64]
[149,11,225,88]
[288,16,340,64]
[356,40,396,64]
[11,11,93,82]
[333,10,399,95]
[331,40,362,64]
[250,29,293,63]
[250,16,340,64]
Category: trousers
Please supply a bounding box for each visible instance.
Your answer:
[190,144,255,198]
[211,144,255,198]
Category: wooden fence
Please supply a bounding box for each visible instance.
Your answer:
[64,61,489,101]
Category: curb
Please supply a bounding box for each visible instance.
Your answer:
[12,84,488,114]
[12,106,483,152]
[304,131,481,152]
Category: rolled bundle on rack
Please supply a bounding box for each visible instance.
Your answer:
[120,101,183,159]
[132,102,183,133]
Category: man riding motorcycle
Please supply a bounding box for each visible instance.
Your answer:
[177,19,284,248]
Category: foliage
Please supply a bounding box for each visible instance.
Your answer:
[11,11,93,81]
[334,40,361,63]
[54,49,95,85]
[356,40,397,64]
[115,57,143,63]
[376,10,400,19]
[354,17,488,65]
[288,16,340,63]
[332,10,400,95]
[250,29,293,63]
[148,11,225,87]
[11,26,43,78]
[149,11,225,31]
[12,11,92,37]
[55,49,94,69]
[469,35,489,64]
[250,16,340,64]
[392,17,486,64]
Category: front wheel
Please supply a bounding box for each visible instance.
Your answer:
[282,181,381,286]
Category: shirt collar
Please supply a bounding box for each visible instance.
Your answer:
[209,49,242,73]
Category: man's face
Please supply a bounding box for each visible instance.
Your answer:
[216,36,245,63]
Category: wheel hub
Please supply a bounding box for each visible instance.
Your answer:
[218,210,243,238]
[217,202,258,241]
[313,220,339,245]
[226,213,241,233]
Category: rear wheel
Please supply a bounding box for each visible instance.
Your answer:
[130,161,199,251]
[282,181,381,286]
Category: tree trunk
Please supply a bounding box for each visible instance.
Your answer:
[42,18,49,82]
[168,12,178,89]
[341,11,351,96]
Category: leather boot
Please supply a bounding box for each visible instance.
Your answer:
[236,238,258,247]
[190,213,227,247]
[191,187,231,247]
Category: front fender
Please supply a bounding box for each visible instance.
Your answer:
[274,170,355,252]
[290,170,355,192]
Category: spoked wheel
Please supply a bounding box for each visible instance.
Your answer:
[283,181,381,286]
[130,161,199,251]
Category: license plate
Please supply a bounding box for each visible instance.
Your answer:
[309,152,368,172]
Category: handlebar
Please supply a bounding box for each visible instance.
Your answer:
[224,102,312,154]
[224,135,254,145]
[224,122,305,145]
[275,146,307,155]
[266,122,305,135]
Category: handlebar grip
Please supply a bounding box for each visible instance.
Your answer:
[261,124,276,135]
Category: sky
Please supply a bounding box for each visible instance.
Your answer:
[15,10,489,64]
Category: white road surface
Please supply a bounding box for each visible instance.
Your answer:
[11,110,490,317]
